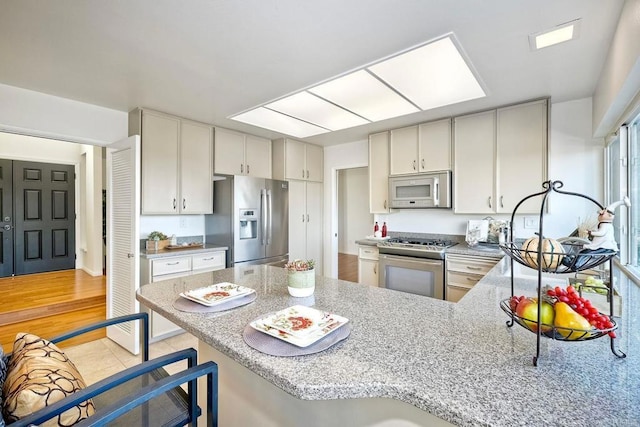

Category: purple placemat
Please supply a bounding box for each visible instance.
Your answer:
[172,292,257,313]
[242,322,351,356]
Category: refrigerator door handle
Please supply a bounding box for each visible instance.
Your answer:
[267,189,272,245]
[260,189,267,245]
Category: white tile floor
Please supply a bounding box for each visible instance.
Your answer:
[64,333,199,385]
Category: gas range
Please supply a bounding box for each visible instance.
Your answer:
[377,237,458,260]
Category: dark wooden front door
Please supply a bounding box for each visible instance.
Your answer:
[0,159,14,277]
[13,161,76,275]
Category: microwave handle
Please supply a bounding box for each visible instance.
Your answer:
[433,177,440,207]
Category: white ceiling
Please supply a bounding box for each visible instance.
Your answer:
[0,0,625,146]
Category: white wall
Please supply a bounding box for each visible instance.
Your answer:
[0,83,128,145]
[338,168,372,255]
[593,0,640,136]
[323,98,604,278]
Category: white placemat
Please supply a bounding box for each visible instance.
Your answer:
[173,292,257,313]
[242,321,351,356]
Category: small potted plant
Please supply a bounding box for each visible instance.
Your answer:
[284,259,315,297]
[146,231,169,251]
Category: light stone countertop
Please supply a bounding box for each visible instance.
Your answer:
[140,244,228,259]
[136,260,640,426]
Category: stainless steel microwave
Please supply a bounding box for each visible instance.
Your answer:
[388,171,452,209]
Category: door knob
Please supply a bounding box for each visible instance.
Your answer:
[3,225,11,231]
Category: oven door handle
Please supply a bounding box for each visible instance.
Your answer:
[379,254,443,267]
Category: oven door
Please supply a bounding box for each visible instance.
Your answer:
[378,253,444,299]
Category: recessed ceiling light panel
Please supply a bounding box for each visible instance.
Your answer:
[230,33,486,137]
[309,70,420,122]
[231,107,328,138]
[266,91,369,131]
[530,19,581,50]
[368,36,485,110]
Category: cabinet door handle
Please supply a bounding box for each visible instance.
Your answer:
[466,277,477,281]
[166,262,180,266]
[306,170,309,179]
[173,198,177,210]
[302,169,305,179]
[488,197,492,208]
[412,160,416,170]
[302,214,305,222]
[421,159,425,169]
[500,196,504,208]
[183,199,186,210]
[202,257,215,261]
[466,266,482,271]
[384,200,387,210]
[307,214,310,222]
[374,264,377,274]
[241,164,244,173]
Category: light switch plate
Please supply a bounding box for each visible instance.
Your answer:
[524,216,539,229]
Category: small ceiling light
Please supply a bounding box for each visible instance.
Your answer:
[530,19,581,50]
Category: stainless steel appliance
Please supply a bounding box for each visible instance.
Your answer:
[205,175,288,267]
[388,171,452,209]
[377,237,458,299]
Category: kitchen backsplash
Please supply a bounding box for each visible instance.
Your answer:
[139,215,205,239]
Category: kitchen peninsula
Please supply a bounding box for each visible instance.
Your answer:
[136,261,640,426]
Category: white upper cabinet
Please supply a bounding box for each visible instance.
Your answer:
[453,110,496,214]
[389,119,452,176]
[272,138,323,182]
[180,120,213,214]
[131,108,213,215]
[419,118,452,172]
[368,131,390,213]
[496,100,547,213]
[214,127,272,178]
[389,125,418,175]
[454,99,548,214]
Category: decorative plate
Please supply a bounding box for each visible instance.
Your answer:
[180,282,255,307]
[250,306,349,348]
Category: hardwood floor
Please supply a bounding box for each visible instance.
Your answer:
[0,270,106,353]
[338,252,359,282]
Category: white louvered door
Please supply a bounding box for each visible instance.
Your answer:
[106,136,141,354]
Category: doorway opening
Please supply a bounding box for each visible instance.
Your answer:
[0,159,76,276]
[0,131,104,278]
[336,167,372,282]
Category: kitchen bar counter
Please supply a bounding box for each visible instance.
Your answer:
[136,261,640,426]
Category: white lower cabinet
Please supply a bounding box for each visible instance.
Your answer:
[357,245,379,286]
[141,249,226,340]
[445,254,500,302]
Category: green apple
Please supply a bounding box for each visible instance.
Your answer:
[515,297,554,332]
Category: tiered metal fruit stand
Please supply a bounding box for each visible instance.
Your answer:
[499,180,626,366]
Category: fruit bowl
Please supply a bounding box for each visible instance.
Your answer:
[499,241,616,273]
[499,299,617,341]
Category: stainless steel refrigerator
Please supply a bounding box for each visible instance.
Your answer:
[204,175,288,267]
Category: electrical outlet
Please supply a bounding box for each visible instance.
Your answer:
[524,216,539,229]
[179,217,188,228]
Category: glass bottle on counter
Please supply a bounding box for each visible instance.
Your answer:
[381,222,387,238]
[374,222,379,233]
